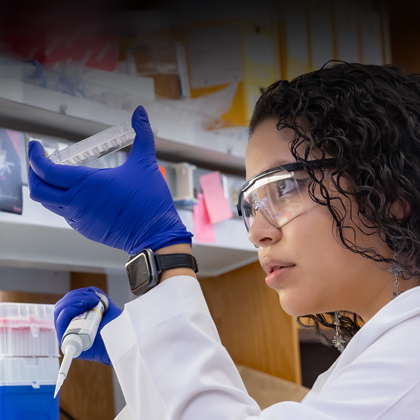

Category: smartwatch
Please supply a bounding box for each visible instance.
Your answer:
[125,248,199,296]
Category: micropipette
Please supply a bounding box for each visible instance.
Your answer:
[54,292,109,398]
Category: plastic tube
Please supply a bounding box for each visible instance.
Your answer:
[48,121,135,166]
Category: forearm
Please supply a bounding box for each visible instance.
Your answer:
[155,244,197,283]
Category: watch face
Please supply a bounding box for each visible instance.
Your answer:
[127,253,153,294]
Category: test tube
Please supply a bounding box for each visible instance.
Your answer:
[48,121,136,166]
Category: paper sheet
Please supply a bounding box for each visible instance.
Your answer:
[199,171,233,224]
[188,26,242,89]
[193,193,216,243]
[245,34,274,65]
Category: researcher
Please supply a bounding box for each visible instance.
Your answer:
[28,62,420,420]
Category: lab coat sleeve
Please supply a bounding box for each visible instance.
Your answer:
[101,275,260,420]
[101,276,340,420]
[114,406,132,420]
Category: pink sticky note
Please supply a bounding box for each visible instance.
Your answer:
[193,193,216,243]
[5,130,21,157]
[199,171,233,224]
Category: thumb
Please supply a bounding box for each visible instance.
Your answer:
[127,106,156,164]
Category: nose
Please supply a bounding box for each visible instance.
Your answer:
[248,209,282,248]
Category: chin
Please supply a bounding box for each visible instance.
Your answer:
[277,291,321,317]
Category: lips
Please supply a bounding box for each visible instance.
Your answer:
[261,258,295,275]
[264,265,295,289]
[271,265,293,272]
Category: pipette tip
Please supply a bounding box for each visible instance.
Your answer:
[54,374,65,398]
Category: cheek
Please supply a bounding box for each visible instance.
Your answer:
[277,206,353,315]
[296,208,360,287]
[290,205,335,264]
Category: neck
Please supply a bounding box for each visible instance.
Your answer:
[361,276,420,322]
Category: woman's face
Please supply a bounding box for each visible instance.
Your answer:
[245,118,404,320]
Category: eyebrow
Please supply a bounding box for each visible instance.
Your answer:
[253,160,295,176]
[273,159,296,168]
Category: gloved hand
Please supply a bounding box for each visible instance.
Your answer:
[28,106,193,255]
[54,286,122,365]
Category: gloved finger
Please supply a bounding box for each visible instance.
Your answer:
[42,203,68,218]
[29,170,71,218]
[54,289,101,322]
[126,106,156,164]
[28,141,93,189]
[88,287,115,316]
[54,302,90,341]
[28,167,67,207]
[54,296,102,340]
[87,286,108,296]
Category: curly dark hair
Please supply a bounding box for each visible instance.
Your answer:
[249,62,420,348]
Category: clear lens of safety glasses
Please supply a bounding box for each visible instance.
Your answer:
[238,171,307,232]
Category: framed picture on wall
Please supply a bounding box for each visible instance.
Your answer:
[0,128,23,215]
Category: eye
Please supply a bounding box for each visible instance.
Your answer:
[271,177,311,200]
[242,201,257,217]
[272,183,284,199]
[297,177,311,184]
[273,179,294,198]
[296,177,311,190]
[253,202,260,216]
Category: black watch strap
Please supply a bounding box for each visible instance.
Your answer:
[155,253,199,274]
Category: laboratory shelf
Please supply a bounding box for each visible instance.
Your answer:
[0,81,248,173]
[0,186,258,277]
[0,64,257,276]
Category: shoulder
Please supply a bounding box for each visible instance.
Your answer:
[301,297,420,418]
[358,286,420,351]
[345,286,420,351]
[322,288,420,388]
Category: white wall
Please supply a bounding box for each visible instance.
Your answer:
[0,266,70,294]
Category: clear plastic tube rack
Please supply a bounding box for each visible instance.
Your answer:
[48,121,136,166]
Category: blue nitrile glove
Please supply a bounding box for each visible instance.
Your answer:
[28,106,193,255]
[54,287,122,365]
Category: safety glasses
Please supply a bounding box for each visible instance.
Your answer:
[237,158,337,232]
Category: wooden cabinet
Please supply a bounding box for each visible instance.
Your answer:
[388,0,420,73]
[199,260,302,385]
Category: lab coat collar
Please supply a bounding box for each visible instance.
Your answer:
[311,286,420,393]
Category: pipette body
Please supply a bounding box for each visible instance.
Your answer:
[54,293,109,398]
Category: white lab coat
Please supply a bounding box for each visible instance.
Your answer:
[101,276,420,420]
